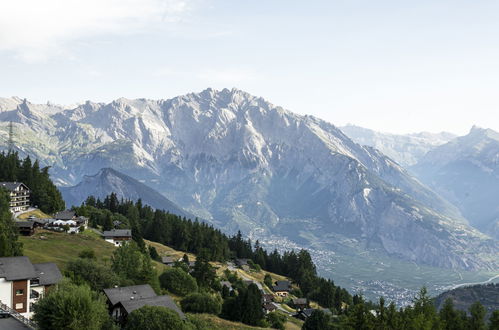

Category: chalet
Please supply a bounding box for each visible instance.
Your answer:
[262,293,274,304]
[294,308,332,321]
[161,256,176,266]
[263,302,278,314]
[0,256,62,318]
[102,229,132,246]
[54,210,88,229]
[103,284,185,326]
[272,280,291,297]
[292,298,308,311]
[14,221,35,236]
[234,258,250,271]
[0,182,30,213]
[220,281,233,292]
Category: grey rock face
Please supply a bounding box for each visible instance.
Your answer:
[0,91,497,271]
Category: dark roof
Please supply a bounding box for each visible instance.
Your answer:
[263,303,277,311]
[235,258,249,266]
[0,316,31,329]
[118,295,185,320]
[273,280,291,292]
[0,182,28,191]
[0,256,37,280]
[161,256,175,264]
[293,298,307,305]
[34,263,63,285]
[54,210,76,220]
[102,229,132,238]
[14,221,34,229]
[262,294,274,302]
[103,285,156,306]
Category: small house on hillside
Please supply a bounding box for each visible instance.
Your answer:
[272,280,291,297]
[161,256,176,266]
[0,182,30,213]
[54,210,88,229]
[262,294,274,304]
[292,298,309,311]
[0,256,62,318]
[102,229,132,246]
[294,308,332,321]
[14,221,35,236]
[263,303,278,314]
[103,284,185,326]
[234,258,251,271]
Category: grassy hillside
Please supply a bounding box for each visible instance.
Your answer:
[19,230,298,329]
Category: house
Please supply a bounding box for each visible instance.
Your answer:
[161,256,176,266]
[102,229,132,246]
[14,221,34,236]
[0,256,62,318]
[103,284,185,326]
[263,302,278,314]
[53,210,76,221]
[294,308,332,321]
[292,298,308,311]
[234,258,251,271]
[0,182,30,213]
[262,293,274,304]
[272,280,291,297]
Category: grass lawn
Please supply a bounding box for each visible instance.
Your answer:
[188,314,268,330]
[19,229,117,270]
[17,209,51,219]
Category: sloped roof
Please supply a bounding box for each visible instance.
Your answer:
[119,295,185,320]
[54,210,76,220]
[102,229,132,238]
[273,280,291,292]
[34,262,63,285]
[0,182,29,191]
[103,284,156,306]
[0,256,37,280]
[15,221,34,229]
[161,256,175,264]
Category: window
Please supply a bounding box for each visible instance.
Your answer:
[15,289,24,296]
[15,303,23,309]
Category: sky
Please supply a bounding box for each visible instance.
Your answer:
[1,0,499,135]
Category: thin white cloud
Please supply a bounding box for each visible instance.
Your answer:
[0,0,192,62]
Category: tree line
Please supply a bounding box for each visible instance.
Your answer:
[76,193,353,308]
[0,152,65,214]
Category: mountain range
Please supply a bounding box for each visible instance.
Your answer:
[0,89,497,275]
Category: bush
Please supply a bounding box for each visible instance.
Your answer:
[78,248,95,259]
[33,281,112,330]
[159,267,198,296]
[180,292,222,315]
[65,258,120,291]
[267,312,286,330]
[125,305,186,330]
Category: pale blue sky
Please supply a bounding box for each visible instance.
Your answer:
[1,0,499,134]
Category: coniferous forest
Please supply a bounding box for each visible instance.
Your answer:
[0,152,65,214]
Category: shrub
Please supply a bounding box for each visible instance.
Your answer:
[159,267,198,296]
[180,292,222,315]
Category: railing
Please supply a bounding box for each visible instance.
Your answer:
[0,300,37,329]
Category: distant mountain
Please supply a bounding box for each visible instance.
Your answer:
[434,283,499,317]
[340,125,456,167]
[412,126,499,239]
[59,167,193,219]
[0,91,497,272]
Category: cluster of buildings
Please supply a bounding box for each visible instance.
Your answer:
[15,210,89,236]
